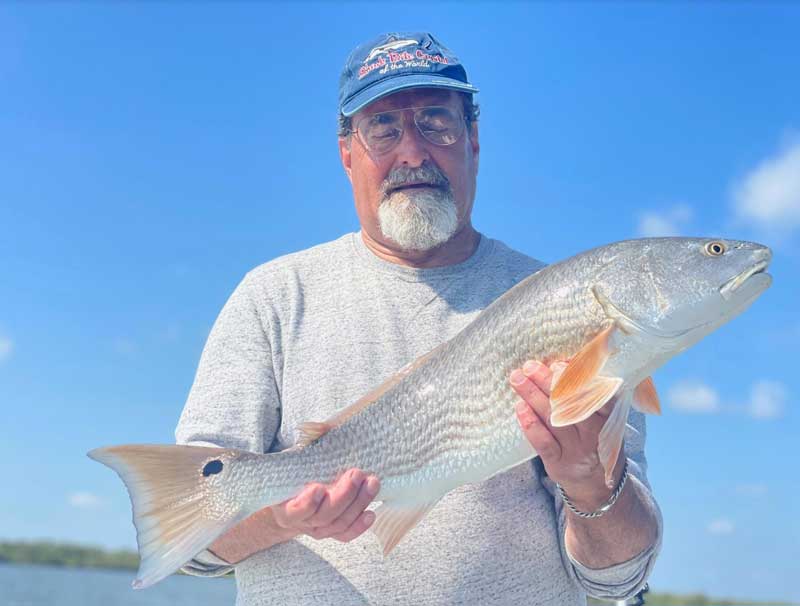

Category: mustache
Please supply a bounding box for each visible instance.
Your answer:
[380,162,451,197]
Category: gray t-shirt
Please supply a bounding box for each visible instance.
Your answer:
[176,232,662,605]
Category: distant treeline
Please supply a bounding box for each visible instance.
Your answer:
[0,541,795,605]
[0,540,138,570]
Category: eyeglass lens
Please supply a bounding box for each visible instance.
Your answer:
[357,106,464,154]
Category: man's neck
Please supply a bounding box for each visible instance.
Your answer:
[360,224,481,268]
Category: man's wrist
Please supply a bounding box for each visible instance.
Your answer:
[556,457,627,513]
[209,507,298,565]
[558,459,629,518]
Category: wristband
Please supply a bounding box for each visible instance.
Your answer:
[556,458,629,519]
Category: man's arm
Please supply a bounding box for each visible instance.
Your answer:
[511,361,661,597]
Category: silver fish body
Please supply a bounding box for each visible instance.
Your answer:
[89,237,772,588]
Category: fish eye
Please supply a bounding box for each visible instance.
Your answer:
[704,241,727,256]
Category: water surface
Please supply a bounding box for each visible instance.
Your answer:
[0,563,235,605]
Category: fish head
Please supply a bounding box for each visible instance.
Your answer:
[592,238,772,342]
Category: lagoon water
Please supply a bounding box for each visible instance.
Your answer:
[0,563,236,605]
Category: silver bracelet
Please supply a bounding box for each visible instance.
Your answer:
[556,458,629,519]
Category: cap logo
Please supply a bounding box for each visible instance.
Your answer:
[364,39,418,62]
[358,39,450,80]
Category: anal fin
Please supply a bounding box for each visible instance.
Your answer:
[372,498,441,556]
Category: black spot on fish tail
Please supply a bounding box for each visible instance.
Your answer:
[202,460,223,476]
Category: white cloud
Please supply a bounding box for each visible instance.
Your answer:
[734,140,800,232]
[747,380,787,419]
[637,204,693,237]
[707,518,735,535]
[68,492,104,509]
[668,380,721,413]
[0,336,12,362]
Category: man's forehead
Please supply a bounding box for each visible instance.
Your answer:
[359,88,459,115]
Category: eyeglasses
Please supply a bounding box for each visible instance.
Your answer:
[352,105,466,155]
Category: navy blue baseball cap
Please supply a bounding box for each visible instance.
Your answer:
[338,32,479,117]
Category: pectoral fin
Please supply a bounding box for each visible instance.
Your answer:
[372,498,441,556]
[550,375,623,427]
[551,325,615,402]
[633,377,661,415]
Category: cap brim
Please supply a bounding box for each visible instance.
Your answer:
[341,73,479,117]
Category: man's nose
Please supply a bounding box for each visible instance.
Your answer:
[392,119,431,167]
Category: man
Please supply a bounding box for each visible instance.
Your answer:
[177,32,662,605]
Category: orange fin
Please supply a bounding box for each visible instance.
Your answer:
[633,377,661,415]
[296,422,334,447]
[550,376,623,427]
[551,325,616,402]
[372,498,441,556]
[597,392,632,488]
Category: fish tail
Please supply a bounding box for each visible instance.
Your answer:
[88,444,255,589]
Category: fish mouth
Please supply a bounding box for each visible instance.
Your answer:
[720,261,771,301]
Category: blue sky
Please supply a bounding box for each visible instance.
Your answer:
[1,3,798,602]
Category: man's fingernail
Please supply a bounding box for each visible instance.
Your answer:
[523,360,543,376]
[363,511,376,526]
[510,369,526,386]
[366,476,380,497]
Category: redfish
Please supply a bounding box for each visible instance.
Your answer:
[89,237,771,588]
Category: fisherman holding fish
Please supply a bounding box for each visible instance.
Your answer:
[92,31,778,604]
[171,32,665,604]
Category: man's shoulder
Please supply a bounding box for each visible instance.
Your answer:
[244,233,356,285]
[483,237,547,281]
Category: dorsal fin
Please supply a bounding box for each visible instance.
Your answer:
[296,422,334,447]
[633,377,661,415]
[551,324,615,402]
[294,346,442,447]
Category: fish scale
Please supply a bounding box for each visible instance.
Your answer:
[88,237,772,589]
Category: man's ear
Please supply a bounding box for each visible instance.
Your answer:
[469,122,480,174]
[339,137,353,183]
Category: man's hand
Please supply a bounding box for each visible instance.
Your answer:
[209,468,379,564]
[510,360,624,512]
[273,468,380,542]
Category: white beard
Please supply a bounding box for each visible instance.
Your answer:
[378,188,458,252]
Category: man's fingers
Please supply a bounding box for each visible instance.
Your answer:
[515,399,562,461]
[306,469,368,529]
[522,360,554,397]
[275,483,326,528]
[330,510,377,543]
[510,367,552,425]
[320,475,380,537]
